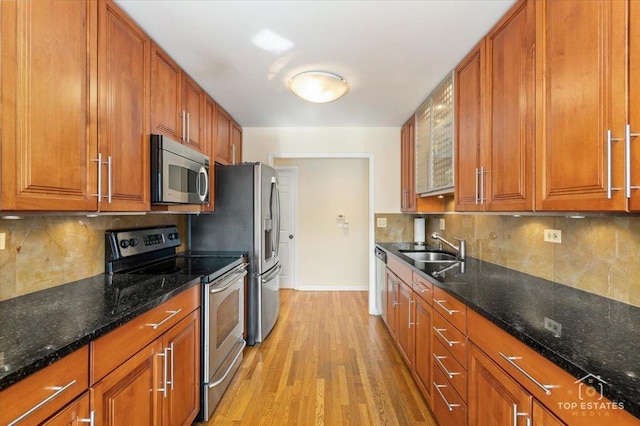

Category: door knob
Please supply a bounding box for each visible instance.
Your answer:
[289,235,294,239]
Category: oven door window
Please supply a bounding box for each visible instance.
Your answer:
[216,288,240,348]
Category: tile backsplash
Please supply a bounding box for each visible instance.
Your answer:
[0,215,188,301]
[375,213,640,308]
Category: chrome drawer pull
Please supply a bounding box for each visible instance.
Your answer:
[433,327,459,347]
[416,284,431,293]
[8,379,77,426]
[433,353,461,379]
[434,299,460,315]
[499,352,553,395]
[433,381,461,411]
[146,309,182,330]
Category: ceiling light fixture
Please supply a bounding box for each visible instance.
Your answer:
[288,71,349,103]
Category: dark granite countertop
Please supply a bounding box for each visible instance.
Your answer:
[0,252,244,392]
[377,242,640,420]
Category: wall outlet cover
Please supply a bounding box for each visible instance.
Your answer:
[544,229,562,243]
[376,218,387,228]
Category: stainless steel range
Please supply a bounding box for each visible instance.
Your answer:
[105,225,247,422]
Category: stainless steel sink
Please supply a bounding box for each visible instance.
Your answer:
[401,251,458,263]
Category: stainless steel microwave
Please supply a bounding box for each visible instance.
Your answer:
[151,134,210,205]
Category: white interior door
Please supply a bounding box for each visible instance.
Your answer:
[275,167,297,289]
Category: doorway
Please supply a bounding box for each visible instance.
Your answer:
[269,153,377,315]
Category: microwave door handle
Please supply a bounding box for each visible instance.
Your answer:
[197,166,208,202]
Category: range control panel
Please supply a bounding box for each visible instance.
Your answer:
[106,226,181,259]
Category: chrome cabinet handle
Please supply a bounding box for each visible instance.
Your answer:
[167,343,175,391]
[433,381,461,411]
[434,299,460,315]
[475,167,479,205]
[187,113,190,143]
[625,124,640,198]
[181,111,186,142]
[104,156,112,204]
[78,410,96,425]
[158,349,168,398]
[499,352,554,395]
[607,129,622,198]
[7,380,77,426]
[512,403,531,426]
[408,299,414,328]
[232,143,236,165]
[433,327,459,347]
[433,353,461,379]
[415,283,431,294]
[479,166,487,204]
[146,309,182,330]
[92,153,102,201]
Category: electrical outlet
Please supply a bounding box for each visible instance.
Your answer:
[544,317,562,337]
[377,218,387,228]
[544,229,562,243]
[439,218,446,231]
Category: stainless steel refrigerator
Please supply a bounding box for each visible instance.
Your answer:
[190,163,281,345]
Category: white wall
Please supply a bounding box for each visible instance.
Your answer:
[242,127,401,213]
[275,158,369,290]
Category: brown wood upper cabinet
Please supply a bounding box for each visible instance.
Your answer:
[151,42,204,152]
[455,0,535,212]
[98,0,151,212]
[536,0,627,211]
[215,106,242,165]
[1,0,99,211]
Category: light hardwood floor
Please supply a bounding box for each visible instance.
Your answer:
[203,290,437,425]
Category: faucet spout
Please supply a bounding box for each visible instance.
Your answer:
[431,232,466,260]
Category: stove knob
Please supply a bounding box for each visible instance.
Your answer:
[169,233,179,240]
[120,240,130,249]
[129,238,139,247]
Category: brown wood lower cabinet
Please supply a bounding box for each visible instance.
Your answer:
[91,308,200,426]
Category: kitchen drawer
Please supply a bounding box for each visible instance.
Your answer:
[433,311,468,368]
[468,309,639,426]
[433,363,467,426]
[387,255,413,286]
[91,284,200,383]
[412,272,433,305]
[433,338,467,401]
[0,346,89,426]
[433,286,467,334]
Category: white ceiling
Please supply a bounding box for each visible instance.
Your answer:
[115,0,516,127]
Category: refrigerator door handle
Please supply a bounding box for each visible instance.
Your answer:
[261,264,282,283]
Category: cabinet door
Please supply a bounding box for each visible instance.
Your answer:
[41,393,92,426]
[485,0,535,211]
[232,121,243,165]
[412,294,432,404]
[469,344,532,426]
[629,0,640,211]
[151,43,182,141]
[395,280,413,367]
[98,0,150,212]
[162,309,200,426]
[400,117,417,212]
[92,339,163,426]
[182,74,204,152]
[455,40,485,212]
[535,0,626,211]
[0,0,98,211]
[215,107,232,165]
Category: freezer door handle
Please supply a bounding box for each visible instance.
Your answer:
[261,264,282,283]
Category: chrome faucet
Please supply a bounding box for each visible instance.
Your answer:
[431,232,466,260]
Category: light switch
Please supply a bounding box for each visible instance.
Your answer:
[0,233,5,250]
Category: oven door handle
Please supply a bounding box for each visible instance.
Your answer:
[208,339,246,388]
[210,269,247,294]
